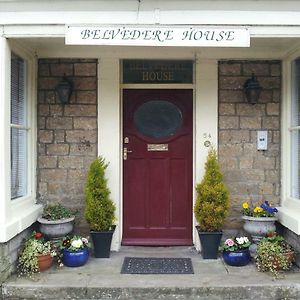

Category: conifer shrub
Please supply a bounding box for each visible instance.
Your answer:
[85,156,116,231]
[194,149,230,232]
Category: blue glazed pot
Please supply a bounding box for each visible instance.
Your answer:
[222,249,251,266]
[62,247,89,267]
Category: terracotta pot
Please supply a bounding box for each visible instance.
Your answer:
[273,250,295,271]
[37,253,53,271]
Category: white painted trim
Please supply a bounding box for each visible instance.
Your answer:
[194,58,218,250]
[3,10,300,26]
[280,52,300,236]
[0,37,41,243]
[97,58,121,251]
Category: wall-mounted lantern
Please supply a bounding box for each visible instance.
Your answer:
[55,76,73,105]
[243,73,262,104]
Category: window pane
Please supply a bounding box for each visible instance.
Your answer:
[291,59,300,127]
[133,100,182,139]
[11,53,26,126]
[11,128,27,199]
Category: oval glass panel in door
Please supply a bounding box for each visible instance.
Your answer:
[133,100,182,138]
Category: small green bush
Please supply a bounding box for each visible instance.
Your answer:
[194,149,230,232]
[84,156,116,231]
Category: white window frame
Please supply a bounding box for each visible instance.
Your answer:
[280,53,300,235]
[0,38,41,242]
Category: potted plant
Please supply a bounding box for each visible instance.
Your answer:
[255,232,295,278]
[221,236,251,266]
[242,200,278,245]
[85,156,116,258]
[17,231,56,277]
[59,235,91,267]
[37,202,76,239]
[194,149,230,259]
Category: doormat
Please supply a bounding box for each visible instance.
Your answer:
[121,257,194,274]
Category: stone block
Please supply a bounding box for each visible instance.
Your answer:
[266,103,280,116]
[46,117,73,129]
[74,63,97,76]
[272,130,280,143]
[65,130,97,143]
[219,63,241,75]
[243,63,270,76]
[224,169,265,182]
[38,63,50,77]
[259,90,273,103]
[73,77,97,90]
[253,156,276,170]
[54,130,65,143]
[46,144,69,155]
[68,169,89,182]
[239,157,253,169]
[265,170,280,183]
[272,89,281,102]
[219,103,235,115]
[38,117,46,129]
[219,116,239,129]
[38,144,46,155]
[259,76,281,89]
[64,105,97,117]
[219,144,243,156]
[270,63,281,76]
[58,156,84,169]
[38,182,48,195]
[219,90,243,103]
[50,63,73,76]
[219,130,250,143]
[39,130,53,143]
[74,117,97,129]
[76,91,97,104]
[258,182,274,195]
[39,156,57,168]
[38,104,50,116]
[50,104,63,117]
[218,76,245,90]
[262,116,280,129]
[38,77,60,90]
[38,91,45,104]
[45,91,56,104]
[240,116,261,129]
[69,143,97,156]
[219,157,238,170]
[40,169,68,182]
[236,103,265,116]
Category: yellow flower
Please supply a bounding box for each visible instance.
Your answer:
[242,202,249,209]
[254,206,263,213]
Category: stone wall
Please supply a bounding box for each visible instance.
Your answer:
[37,59,98,232]
[218,60,281,229]
[0,228,32,284]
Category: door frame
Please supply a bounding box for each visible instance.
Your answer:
[97,58,218,251]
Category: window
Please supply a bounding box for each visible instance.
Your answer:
[10,53,28,200]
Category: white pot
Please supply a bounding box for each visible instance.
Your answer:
[38,216,75,238]
[242,215,278,244]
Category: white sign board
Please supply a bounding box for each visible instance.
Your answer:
[66,26,250,47]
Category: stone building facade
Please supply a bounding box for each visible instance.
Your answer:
[37,59,98,231]
[218,61,281,229]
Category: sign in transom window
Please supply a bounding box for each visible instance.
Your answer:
[123,60,193,84]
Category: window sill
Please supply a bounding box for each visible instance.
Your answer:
[278,206,300,235]
[0,203,42,243]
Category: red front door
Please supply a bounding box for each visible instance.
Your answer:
[122,89,193,245]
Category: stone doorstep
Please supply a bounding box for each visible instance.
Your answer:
[2,285,300,300]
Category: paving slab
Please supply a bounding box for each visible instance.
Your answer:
[2,246,300,300]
